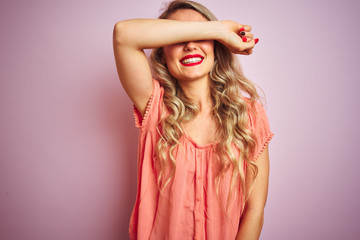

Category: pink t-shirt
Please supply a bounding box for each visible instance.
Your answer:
[129,79,274,240]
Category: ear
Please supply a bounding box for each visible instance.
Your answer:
[161,55,167,64]
[160,53,167,65]
[158,47,167,64]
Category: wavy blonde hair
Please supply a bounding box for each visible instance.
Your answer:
[150,0,262,216]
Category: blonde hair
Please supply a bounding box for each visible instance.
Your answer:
[150,0,261,216]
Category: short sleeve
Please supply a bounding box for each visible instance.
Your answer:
[248,101,274,161]
[133,79,163,129]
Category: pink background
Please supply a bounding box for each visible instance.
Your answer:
[1,0,359,239]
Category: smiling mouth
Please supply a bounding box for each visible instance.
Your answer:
[180,55,204,66]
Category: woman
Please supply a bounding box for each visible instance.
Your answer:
[113,1,274,239]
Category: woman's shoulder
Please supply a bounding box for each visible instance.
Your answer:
[241,96,266,113]
[240,96,270,131]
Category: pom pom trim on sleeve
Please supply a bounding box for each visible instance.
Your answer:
[254,132,274,161]
[133,93,155,128]
[133,79,158,128]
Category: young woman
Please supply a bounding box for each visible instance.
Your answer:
[113,1,274,239]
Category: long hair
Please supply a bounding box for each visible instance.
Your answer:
[150,0,261,216]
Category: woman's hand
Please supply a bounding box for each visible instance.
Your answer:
[219,20,258,55]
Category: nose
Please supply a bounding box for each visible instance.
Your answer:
[184,41,197,51]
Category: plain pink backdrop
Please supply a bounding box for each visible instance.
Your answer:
[1,0,359,239]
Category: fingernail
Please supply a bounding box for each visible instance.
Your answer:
[254,38,259,44]
[239,27,245,32]
[242,37,247,42]
[240,31,245,36]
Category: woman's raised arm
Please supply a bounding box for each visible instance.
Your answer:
[112,19,256,115]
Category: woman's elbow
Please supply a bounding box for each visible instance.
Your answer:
[113,21,132,46]
[244,207,265,227]
[259,211,264,227]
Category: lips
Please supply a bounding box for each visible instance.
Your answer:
[179,54,204,66]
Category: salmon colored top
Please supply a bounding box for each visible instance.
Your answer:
[129,79,274,240]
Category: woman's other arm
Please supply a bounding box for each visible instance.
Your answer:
[112,19,256,115]
[236,146,270,240]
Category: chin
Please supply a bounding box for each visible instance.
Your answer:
[168,65,212,82]
[178,74,209,82]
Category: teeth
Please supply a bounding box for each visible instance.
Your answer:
[182,57,202,64]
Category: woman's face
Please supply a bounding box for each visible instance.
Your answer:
[163,9,215,83]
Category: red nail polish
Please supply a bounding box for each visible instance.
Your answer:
[239,27,245,32]
[242,37,247,42]
[255,38,259,44]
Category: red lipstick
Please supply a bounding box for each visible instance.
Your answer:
[179,54,204,66]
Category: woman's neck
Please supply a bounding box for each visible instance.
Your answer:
[177,77,213,114]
